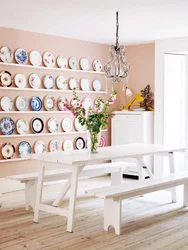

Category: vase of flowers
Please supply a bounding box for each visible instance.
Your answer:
[66,89,117,153]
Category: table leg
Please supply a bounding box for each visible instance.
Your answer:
[34,164,45,223]
[136,157,155,180]
[52,179,71,207]
[168,152,177,202]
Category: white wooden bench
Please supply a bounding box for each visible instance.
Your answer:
[8,162,131,211]
[86,171,188,235]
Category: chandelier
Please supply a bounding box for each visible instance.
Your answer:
[104,11,130,82]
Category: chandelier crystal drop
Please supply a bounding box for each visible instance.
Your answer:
[104,11,130,82]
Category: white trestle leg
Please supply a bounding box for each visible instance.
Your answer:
[25,181,37,211]
[104,197,122,235]
[183,184,188,207]
[168,152,177,202]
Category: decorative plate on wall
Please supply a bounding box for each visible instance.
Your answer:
[43,74,54,89]
[80,78,90,91]
[74,117,86,131]
[15,49,28,64]
[31,117,44,134]
[2,143,15,159]
[75,137,85,150]
[29,73,41,89]
[29,50,42,66]
[80,57,90,71]
[14,73,27,88]
[0,96,13,111]
[47,117,59,133]
[34,140,46,154]
[63,140,73,151]
[56,76,68,90]
[70,98,81,108]
[0,71,12,87]
[62,117,72,132]
[30,96,42,111]
[69,77,79,90]
[0,117,15,135]
[57,97,69,111]
[68,57,78,70]
[93,79,101,91]
[82,97,93,111]
[49,140,60,152]
[18,141,32,156]
[0,46,13,63]
[44,95,56,111]
[16,119,29,134]
[43,52,55,67]
[94,97,104,111]
[93,59,102,72]
[57,56,68,69]
[99,136,106,147]
[16,96,28,111]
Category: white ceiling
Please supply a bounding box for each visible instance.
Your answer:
[1,0,188,45]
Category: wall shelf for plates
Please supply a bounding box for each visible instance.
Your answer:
[0,129,107,138]
[0,62,105,75]
[0,111,71,114]
[0,158,27,163]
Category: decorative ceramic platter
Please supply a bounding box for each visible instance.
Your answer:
[93,59,102,72]
[30,96,42,111]
[80,58,89,71]
[18,141,32,155]
[44,95,56,111]
[14,73,27,88]
[93,79,101,91]
[56,76,68,90]
[29,73,41,89]
[57,56,68,69]
[68,57,78,70]
[48,117,59,133]
[43,74,54,89]
[0,71,12,87]
[0,96,13,111]
[99,136,106,147]
[80,78,90,91]
[49,140,60,152]
[94,97,104,111]
[16,119,29,134]
[82,97,93,111]
[15,49,28,64]
[2,143,15,159]
[69,77,79,90]
[57,97,69,111]
[70,98,81,108]
[62,117,72,132]
[31,118,44,133]
[43,52,55,67]
[0,47,13,63]
[63,140,73,151]
[74,117,86,131]
[29,50,42,66]
[34,141,46,154]
[0,117,15,135]
[75,137,85,150]
[16,96,28,111]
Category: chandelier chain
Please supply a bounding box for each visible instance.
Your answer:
[116,11,119,48]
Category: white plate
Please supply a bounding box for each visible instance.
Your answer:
[0,47,13,63]
[16,119,29,134]
[29,73,41,89]
[93,59,102,72]
[44,95,56,111]
[63,140,73,151]
[62,117,73,132]
[57,56,68,69]
[80,78,90,91]
[14,74,27,88]
[48,117,59,133]
[0,96,13,111]
[80,57,89,70]
[34,141,46,154]
[43,52,55,67]
[16,96,28,111]
[57,97,69,111]
[93,79,101,91]
[68,57,78,70]
[69,77,79,90]
[82,97,93,111]
[75,137,85,150]
[15,48,28,64]
[31,118,44,133]
[43,74,54,89]
[49,140,60,152]
[29,50,42,66]
[74,117,87,131]
[56,76,68,90]
[2,143,15,159]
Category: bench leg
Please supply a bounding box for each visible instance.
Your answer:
[168,152,177,202]
[104,197,122,235]
[25,181,37,211]
[111,168,122,185]
[183,184,188,207]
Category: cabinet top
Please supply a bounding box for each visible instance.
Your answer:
[114,110,153,115]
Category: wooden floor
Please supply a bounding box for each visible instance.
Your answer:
[0,176,188,250]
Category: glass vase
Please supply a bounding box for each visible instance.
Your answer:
[87,128,101,153]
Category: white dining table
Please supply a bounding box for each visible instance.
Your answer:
[25,143,187,233]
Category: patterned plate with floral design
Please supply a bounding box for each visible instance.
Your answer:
[43,52,55,67]
[56,76,68,90]
[48,117,59,133]
[29,50,42,66]
[0,117,15,135]
[69,77,79,90]
[49,140,60,152]
[0,47,13,63]
[44,95,56,111]
[14,73,27,88]
[68,57,78,70]
[82,97,93,111]
[34,140,46,154]
[74,117,86,131]
[18,141,32,156]
[43,74,54,89]
[57,97,69,111]
[30,96,42,111]
[57,56,68,69]
[0,96,13,111]
[29,73,41,89]
[63,140,73,151]
[0,71,12,87]
[93,59,102,72]
[62,117,72,132]
[75,137,85,150]
[16,96,28,111]
[31,118,44,133]
[16,119,29,134]
[70,98,81,109]
[2,143,15,159]
[15,49,28,64]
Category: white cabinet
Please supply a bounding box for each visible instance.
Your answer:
[111,111,154,177]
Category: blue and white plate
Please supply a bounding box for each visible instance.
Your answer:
[15,49,28,64]
[0,117,15,135]
[43,74,54,89]
[30,96,42,111]
[18,141,32,156]
[31,117,44,133]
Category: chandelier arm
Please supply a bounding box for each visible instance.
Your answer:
[116,11,119,49]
